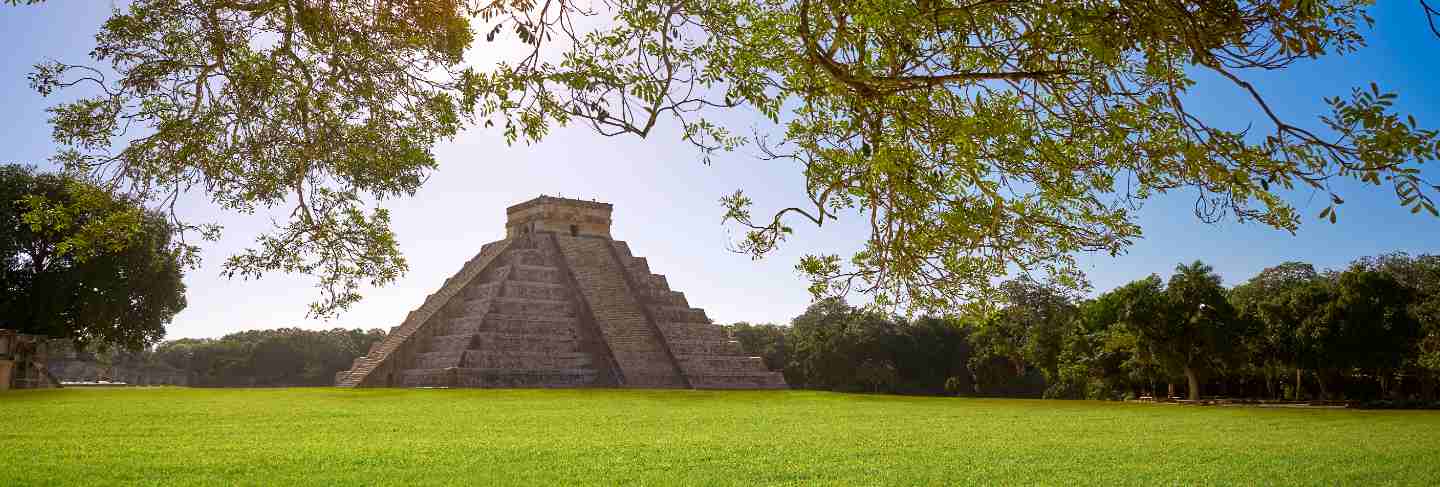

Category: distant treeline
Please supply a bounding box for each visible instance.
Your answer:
[140,328,387,387]
[728,253,1440,403]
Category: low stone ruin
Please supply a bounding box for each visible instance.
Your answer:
[0,330,60,390]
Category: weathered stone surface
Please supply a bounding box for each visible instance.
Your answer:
[555,234,688,388]
[335,196,786,389]
[666,338,744,356]
[1,330,62,389]
[506,196,613,238]
[656,322,729,341]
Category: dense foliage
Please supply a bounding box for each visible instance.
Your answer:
[738,253,1440,402]
[1,164,187,351]
[8,1,1437,316]
[774,299,974,394]
[47,327,385,386]
[14,0,482,316]
[150,327,387,387]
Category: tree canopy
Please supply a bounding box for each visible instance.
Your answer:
[1,164,188,351]
[9,0,1439,315]
[750,253,1440,404]
[9,0,483,316]
[154,327,386,386]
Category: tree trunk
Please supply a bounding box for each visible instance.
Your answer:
[1294,368,1303,401]
[1184,366,1201,401]
[1315,370,1329,400]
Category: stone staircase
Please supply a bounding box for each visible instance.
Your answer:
[553,234,689,388]
[394,240,616,387]
[610,242,787,389]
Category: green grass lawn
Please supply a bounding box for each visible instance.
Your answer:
[3,388,1439,486]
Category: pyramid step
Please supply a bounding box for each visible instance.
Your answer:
[414,350,594,369]
[493,264,563,284]
[677,354,768,374]
[634,288,688,306]
[648,305,709,323]
[490,296,575,316]
[500,248,550,266]
[666,338,743,356]
[469,332,582,353]
[623,256,652,276]
[611,241,634,258]
[414,350,466,369]
[428,326,585,351]
[397,367,601,388]
[462,281,502,300]
[446,295,497,318]
[640,274,672,292]
[445,313,579,335]
[463,351,595,369]
[427,333,476,353]
[501,280,571,301]
[657,322,728,341]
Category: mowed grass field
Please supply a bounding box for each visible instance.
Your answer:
[3,388,1439,486]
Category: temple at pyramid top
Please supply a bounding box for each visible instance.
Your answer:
[335,196,786,389]
[506,196,613,238]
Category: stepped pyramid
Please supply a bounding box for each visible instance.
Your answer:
[335,196,787,389]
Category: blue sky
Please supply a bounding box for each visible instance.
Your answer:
[2,3,1437,339]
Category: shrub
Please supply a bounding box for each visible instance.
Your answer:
[945,376,967,396]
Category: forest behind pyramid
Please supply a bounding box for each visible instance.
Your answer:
[335,196,786,389]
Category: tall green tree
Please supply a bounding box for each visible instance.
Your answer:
[11,1,1439,316]
[1115,262,1236,401]
[1262,279,1336,399]
[1107,276,1173,396]
[1053,291,1152,400]
[967,276,1076,391]
[1355,253,1440,397]
[1230,262,1324,399]
[1323,267,1421,398]
[726,321,790,373]
[1,165,187,351]
[894,315,973,395]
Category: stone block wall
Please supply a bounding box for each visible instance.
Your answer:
[505,196,613,238]
[0,330,60,389]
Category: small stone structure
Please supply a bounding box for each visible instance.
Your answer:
[0,330,61,390]
[336,196,786,389]
[45,340,190,386]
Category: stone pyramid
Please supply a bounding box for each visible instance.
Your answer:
[335,196,787,389]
